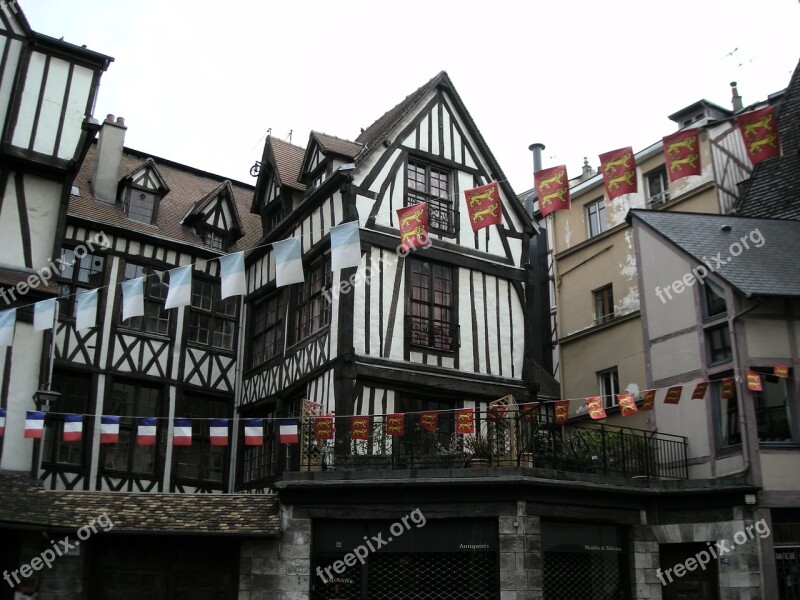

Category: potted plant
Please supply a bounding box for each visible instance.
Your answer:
[465,435,492,468]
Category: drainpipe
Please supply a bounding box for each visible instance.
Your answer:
[711,298,761,479]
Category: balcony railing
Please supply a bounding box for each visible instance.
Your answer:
[408,316,460,351]
[266,410,688,481]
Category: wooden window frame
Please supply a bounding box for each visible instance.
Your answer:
[187,279,238,352]
[405,158,457,236]
[408,258,457,352]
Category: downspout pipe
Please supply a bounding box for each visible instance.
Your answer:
[711,298,761,479]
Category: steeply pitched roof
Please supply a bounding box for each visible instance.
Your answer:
[0,472,279,536]
[69,143,261,251]
[269,137,306,192]
[311,131,363,159]
[736,59,800,220]
[629,210,800,298]
[356,71,446,150]
[182,180,245,237]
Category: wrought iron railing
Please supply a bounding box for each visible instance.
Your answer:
[408,316,460,351]
[279,411,688,480]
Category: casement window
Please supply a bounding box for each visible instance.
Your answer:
[586,198,607,238]
[406,159,456,234]
[700,280,727,320]
[646,167,670,207]
[188,280,238,351]
[201,230,225,251]
[715,377,741,447]
[706,324,732,365]
[751,370,797,444]
[409,259,456,351]
[243,442,275,484]
[58,248,105,318]
[593,285,614,325]
[120,262,170,336]
[598,368,619,409]
[250,293,284,367]
[103,381,162,475]
[174,394,228,484]
[124,188,158,224]
[42,370,91,467]
[295,256,332,342]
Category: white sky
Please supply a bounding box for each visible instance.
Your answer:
[19,0,800,194]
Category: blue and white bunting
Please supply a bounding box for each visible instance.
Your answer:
[75,288,99,331]
[121,277,144,321]
[165,265,192,309]
[218,251,246,299]
[0,309,15,347]
[272,238,304,287]
[329,221,362,271]
[33,298,57,332]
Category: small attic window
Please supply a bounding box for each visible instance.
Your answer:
[202,230,225,251]
[125,188,157,224]
[71,185,80,196]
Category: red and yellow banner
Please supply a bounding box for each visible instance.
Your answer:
[396,203,429,252]
[350,416,370,441]
[386,413,405,436]
[313,416,334,440]
[519,402,539,422]
[691,382,709,400]
[663,128,701,182]
[464,181,503,232]
[554,400,569,424]
[736,106,781,165]
[616,393,638,417]
[664,386,683,405]
[599,146,637,200]
[720,377,736,400]
[419,411,438,433]
[487,403,507,422]
[456,408,475,435]
[641,389,656,411]
[534,165,570,217]
[585,396,607,420]
[746,371,763,392]
[774,364,789,378]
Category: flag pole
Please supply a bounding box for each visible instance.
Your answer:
[227,293,245,493]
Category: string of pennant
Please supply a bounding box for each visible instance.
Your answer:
[0,364,789,445]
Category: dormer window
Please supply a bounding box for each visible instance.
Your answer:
[312,170,326,190]
[126,188,157,224]
[202,230,225,251]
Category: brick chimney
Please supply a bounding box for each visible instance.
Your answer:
[91,114,127,204]
[730,82,743,113]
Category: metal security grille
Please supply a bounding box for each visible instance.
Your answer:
[543,552,627,600]
[367,552,497,599]
[776,546,800,600]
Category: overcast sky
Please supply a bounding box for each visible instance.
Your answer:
[19,0,799,194]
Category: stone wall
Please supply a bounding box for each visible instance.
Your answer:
[499,500,542,600]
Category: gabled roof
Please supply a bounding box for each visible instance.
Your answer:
[269,137,306,192]
[311,131,363,159]
[667,99,733,124]
[735,59,800,220]
[69,143,261,251]
[629,209,800,298]
[181,179,244,237]
[0,473,279,536]
[120,157,170,193]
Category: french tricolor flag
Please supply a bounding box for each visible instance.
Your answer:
[24,411,45,439]
[0,408,6,437]
[209,418,229,446]
[244,418,264,446]
[173,418,192,446]
[137,417,157,445]
[62,414,83,442]
[279,418,299,444]
[100,416,120,443]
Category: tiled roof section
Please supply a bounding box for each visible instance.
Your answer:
[0,472,280,536]
[630,210,800,298]
[355,71,446,150]
[311,131,363,159]
[269,137,306,192]
[736,59,800,220]
[69,144,261,251]
[0,268,58,295]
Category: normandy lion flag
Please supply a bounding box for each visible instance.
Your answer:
[396,203,428,252]
[464,181,502,232]
[736,105,781,165]
[534,166,570,217]
[663,128,701,182]
[599,146,637,201]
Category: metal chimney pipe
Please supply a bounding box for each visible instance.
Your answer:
[529,143,545,173]
[730,82,743,113]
